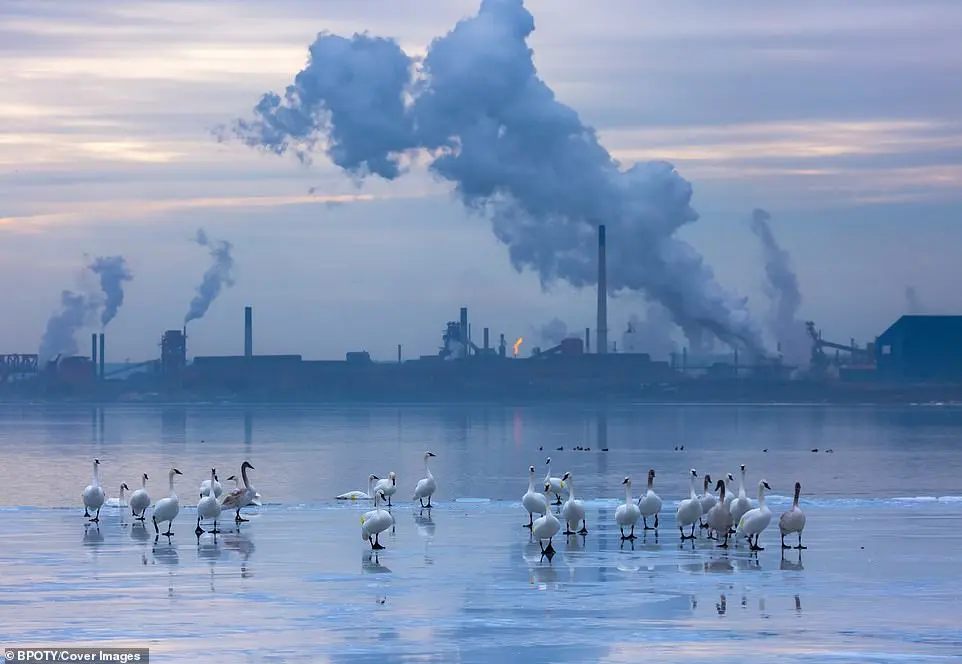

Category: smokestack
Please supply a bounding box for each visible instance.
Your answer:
[483,327,489,350]
[397,344,402,363]
[91,333,98,378]
[98,333,105,379]
[499,333,506,358]
[597,225,607,354]
[585,328,591,354]
[460,307,468,357]
[244,306,253,359]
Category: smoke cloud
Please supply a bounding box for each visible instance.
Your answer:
[226,0,766,355]
[750,208,810,366]
[621,301,680,360]
[39,290,99,362]
[904,286,924,313]
[88,255,133,328]
[185,229,235,325]
[538,318,572,347]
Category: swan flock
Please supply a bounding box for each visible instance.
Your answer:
[81,454,807,557]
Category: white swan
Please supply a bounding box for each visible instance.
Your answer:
[82,458,106,522]
[560,471,586,535]
[614,476,642,540]
[531,482,561,555]
[196,468,222,536]
[675,469,702,540]
[129,473,150,521]
[722,472,736,510]
[373,471,397,506]
[779,481,807,549]
[543,457,567,505]
[221,461,257,523]
[361,488,393,550]
[736,479,773,550]
[522,465,548,528]
[199,474,223,499]
[117,483,129,509]
[413,451,437,508]
[729,463,753,531]
[637,469,662,530]
[707,478,734,547]
[698,473,717,528]
[336,474,379,500]
[152,468,183,537]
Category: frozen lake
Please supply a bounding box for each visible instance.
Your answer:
[1,404,961,661]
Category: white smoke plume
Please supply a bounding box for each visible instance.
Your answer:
[39,290,99,363]
[904,286,924,313]
[89,255,133,328]
[225,0,767,355]
[185,229,235,325]
[538,318,572,347]
[621,301,680,360]
[750,208,811,366]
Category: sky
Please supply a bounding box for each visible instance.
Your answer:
[2,0,962,363]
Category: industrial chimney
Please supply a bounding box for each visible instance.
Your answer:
[596,225,608,354]
[90,333,98,379]
[244,306,253,359]
[460,307,469,358]
[98,333,105,379]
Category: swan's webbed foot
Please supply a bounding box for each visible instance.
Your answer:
[578,527,588,535]
[563,529,575,536]
[195,518,204,536]
[84,508,90,517]
[235,510,249,523]
[680,526,695,540]
[749,536,764,551]
[163,528,174,537]
[781,536,791,549]
[689,525,696,539]
[152,517,159,534]
[795,534,806,549]
[371,534,385,550]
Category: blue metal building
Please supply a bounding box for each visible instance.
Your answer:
[875,315,962,381]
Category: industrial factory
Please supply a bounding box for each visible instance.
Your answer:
[3,225,962,403]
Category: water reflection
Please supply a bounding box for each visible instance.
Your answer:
[780,549,804,571]
[160,407,187,446]
[362,550,391,574]
[130,520,151,544]
[222,529,254,578]
[82,523,103,549]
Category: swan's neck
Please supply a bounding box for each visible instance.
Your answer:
[528,471,536,493]
[241,465,251,489]
[119,486,125,500]
[647,475,653,491]
[567,478,576,501]
[92,463,100,487]
[624,483,632,505]
[424,457,433,479]
[689,476,697,499]
[793,486,800,508]
[719,483,726,502]
[757,484,766,507]
[210,471,217,491]
[739,469,746,496]
[141,476,147,489]
[373,491,381,511]
[168,471,176,495]
[368,476,376,494]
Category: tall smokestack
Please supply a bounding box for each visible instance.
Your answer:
[244,306,253,359]
[91,333,98,378]
[585,328,591,354]
[460,307,469,357]
[98,333,105,379]
[597,225,608,354]
[483,327,489,350]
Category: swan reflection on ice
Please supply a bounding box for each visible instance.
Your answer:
[362,550,392,574]
[780,548,804,571]
[130,520,151,544]
[83,523,104,549]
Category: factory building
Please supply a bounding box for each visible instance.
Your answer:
[875,315,962,382]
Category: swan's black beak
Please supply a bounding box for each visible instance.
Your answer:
[622,477,629,485]
[173,469,183,475]
[144,474,149,480]
[763,481,771,490]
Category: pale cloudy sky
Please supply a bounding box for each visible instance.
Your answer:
[2,0,961,362]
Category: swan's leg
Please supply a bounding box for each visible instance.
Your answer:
[717,531,729,548]
[563,523,575,535]
[84,507,90,517]
[235,508,249,523]
[525,512,533,528]
[654,513,659,529]
[386,496,392,507]
[781,533,791,549]
[642,516,651,530]
[795,532,806,550]
[152,516,159,534]
[372,533,385,550]
[553,493,562,505]
[620,526,625,539]
[163,522,174,537]
[689,524,696,539]
[195,516,204,536]
[628,523,636,540]
[91,507,100,523]
[211,518,220,535]
[579,519,588,535]
[426,495,432,508]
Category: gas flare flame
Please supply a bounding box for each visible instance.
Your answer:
[513,337,523,357]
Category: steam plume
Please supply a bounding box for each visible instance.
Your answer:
[538,318,571,346]
[88,255,133,328]
[904,286,924,313]
[226,0,766,354]
[185,229,235,325]
[622,301,679,360]
[39,290,99,362]
[750,208,810,366]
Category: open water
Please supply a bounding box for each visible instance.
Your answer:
[0,403,960,662]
